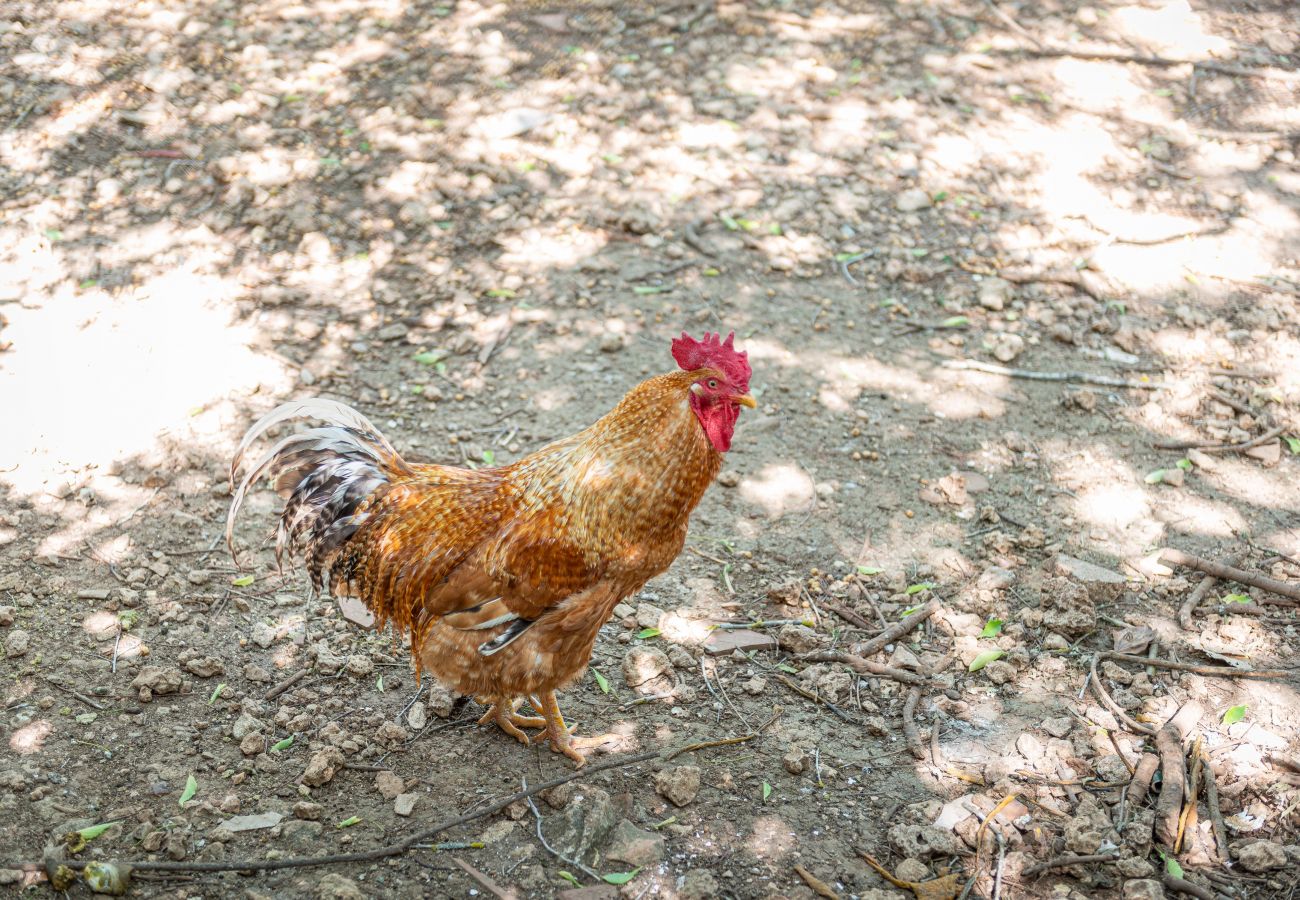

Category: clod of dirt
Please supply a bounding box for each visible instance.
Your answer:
[233,713,265,739]
[1053,555,1126,603]
[605,819,665,866]
[372,722,408,748]
[895,857,931,882]
[282,820,324,851]
[776,623,825,654]
[181,654,225,678]
[654,765,702,807]
[552,786,617,864]
[635,603,666,629]
[1041,578,1099,637]
[1065,797,1120,854]
[679,870,720,900]
[979,277,1013,311]
[3,628,29,657]
[302,748,346,787]
[888,823,962,858]
[344,655,374,677]
[375,770,404,800]
[239,733,265,756]
[623,646,673,692]
[1122,879,1164,900]
[989,332,1025,363]
[292,801,322,821]
[1236,839,1288,872]
[783,747,810,775]
[393,793,417,817]
[250,622,277,649]
[316,873,366,900]
[130,665,183,700]
[983,659,1016,684]
[1115,857,1155,878]
[426,682,459,718]
[0,606,16,626]
[406,701,427,730]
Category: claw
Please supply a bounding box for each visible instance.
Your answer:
[536,691,618,767]
[478,699,546,745]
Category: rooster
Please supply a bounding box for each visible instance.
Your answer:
[227,331,754,765]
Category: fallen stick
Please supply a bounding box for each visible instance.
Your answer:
[794,864,841,899]
[1022,853,1119,876]
[850,597,940,658]
[1155,701,1203,847]
[1014,45,1298,82]
[799,651,926,685]
[453,859,519,900]
[775,674,860,725]
[1202,757,1229,864]
[1091,656,1155,736]
[1161,548,1300,602]
[941,358,1170,390]
[264,668,308,701]
[1161,873,1219,900]
[1178,553,1245,631]
[823,600,877,631]
[1154,424,1285,453]
[1102,651,1294,679]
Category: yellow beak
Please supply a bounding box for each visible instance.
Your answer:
[734,393,757,409]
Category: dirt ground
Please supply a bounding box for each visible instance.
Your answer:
[3,0,1300,898]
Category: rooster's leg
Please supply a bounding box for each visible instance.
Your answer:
[478,699,546,745]
[536,690,618,767]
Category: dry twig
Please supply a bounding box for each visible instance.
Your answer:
[1022,853,1119,876]
[1155,702,1203,847]
[793,864,841,899]
[942,358,1169,390]
[1103,651,1294,679]
[1160,549,1300,603]
[1154,424,1286,453]
[1178,553,1245,630]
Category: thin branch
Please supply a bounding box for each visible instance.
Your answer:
[942,358,1170,390]
[523,775,599,881]
[1178,553,1245,631]
[850,597,941,658]
[1102,650,1294,679]
[1159,548,1300,603]
[1153,424,1286,453]
[1022,853,1119,876]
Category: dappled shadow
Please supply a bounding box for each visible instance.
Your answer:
[2,0,1299,896]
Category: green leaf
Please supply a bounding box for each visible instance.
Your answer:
[1221,704,1246,725]
[702,267,720,276]
[762,780,772,801]
[603,868,641,885]
[1286,436,1300,455]
[720,213,740,231]
[911,248,930,258]
[905,582,936,595]
[413,350,448,366]
[1153,88,1174,97]
[208,683,226,705]
[900,605,922,616]
[932,191,949,202]
[558,872,581,887]
[980,618,1003,638]
[44,228,64,242]
[1144,469,1166,484]
[633,285,671,294]
[777,663,798,674]
[482,449,496,465]
[968,649,1005,672]
[1176,457,1193,471]
[336,816,362,828]
[856,565,882,575]
[376,674,384,693]
[485,288,516,298]
[232,575,254,587]
[76,821,122,842]
[1221,593,1250,604]
[178,775,198,807]
[271,736,294,752]
[940,316,968,328]
[592,668,610,693]
[434,361,448,376]
[1159,850,1184,879]
[636,627,661,640]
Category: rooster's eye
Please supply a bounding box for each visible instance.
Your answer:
[707,379,718,389]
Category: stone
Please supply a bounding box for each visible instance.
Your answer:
[250,622,276,648]
[1244,440,1281,467]
[895,188,932,212]
[783,747,810,775]
[302,748,346,787]
[552,787,617,864]
[292,801,322,820]
[654,765,702,807]
[622,646,672,689]
[1264,32,1296,55]
[375,770,404,800]
[1065,797,1120,854]
[776,624,824,654]
[634,603,665,629]
[281,819,323,851]
[232,713,265,740]
[703,629,776,655]
[131,666,183,700]
[220,812,282,832]
[1053,555,1126,602]
[1122,879,1164,900]
[604,819,664,866]
[239,733,266,756]
[3,629,29,657]
[1116,856,1155,878]
[983,659,1016,684]
[888,824,962,858]
[680,870,719,900]
[183,655,224,678]
[407,701,427,731]
[393,793,417,817]
[894,858,930,882]
[344,655,373,677]
[1236,839,1287,872]
[978,277,1013,311]
[317,873,365,900]
[989,333,1024,363]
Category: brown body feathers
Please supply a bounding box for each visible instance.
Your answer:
[227,369,726,704]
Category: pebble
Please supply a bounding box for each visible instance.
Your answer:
[317,873,366,900]
[1237,839,1287,872]
[989,332,1024,363]
[293,801,322,821]
[895,188,932,212]
[605,819,665,866]
[130,666,183,700]
[703,629,776,655]
[978,277,1012,311]
[622,646,672,688]
[776,624,824,654]
[375,770,404,800]
[1123,879,1164,900]
[250,622,276,648]
[393,793,417,817]
[302,748,346,787]
[281,819,324,851]
[654,765,701,806]
[4,629,29,658]
[717,470,740,487]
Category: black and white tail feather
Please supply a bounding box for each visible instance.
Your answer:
[226,398,408,592]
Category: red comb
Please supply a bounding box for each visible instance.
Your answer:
[671,331,751,389]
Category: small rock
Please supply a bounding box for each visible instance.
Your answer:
[1123,879,1164,900]
[680,869,719,900]
[131,666,183,700]
[375,770,404,800]
[888,823,962,858]
[717,470,740,487]
[393,793,417,817]
[635,603,665,629]
[654,765,701,806]
[183,655,225,678]
[407,702,428,731]
[4,629,29,658]
[426,681,459,718]
[742,676,767,696]
[1042,717,1074,738]
[702,629,776,655]
[221,811,283,832]
[239,733,265,756]
[293,801,322,821]
[0,607,14,626]
[776,624,824,654]
[605,819,665,866]
[233,713,265,740]
[302,748,346,787]
[1065,797,1119,853]
[599,333,625,353]
[376,323,409,341]
[250,622,276,648]
[895,188,932,213]
[244,664,272,683]
[1053,555,1126,602]
[895,858,930,882]
[317,872,366,900]
[552,787,617,864]
[1237,839,1287,872]
[622,646,672,689]
[1244,440,1281,467]
[783,747,809,775]
[978,277,1013,311]
[1115,856,1155,878]
[1160,466,1185,487]
[344,655,373,677]
[983,659,1016,684]
[989,332,1025,363]
[1264,32,1296,55]
[612,603,635,620]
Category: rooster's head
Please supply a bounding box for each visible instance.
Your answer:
[672,331,754,452]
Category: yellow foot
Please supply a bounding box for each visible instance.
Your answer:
[478,699,546,746]
[536,691,618,767]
